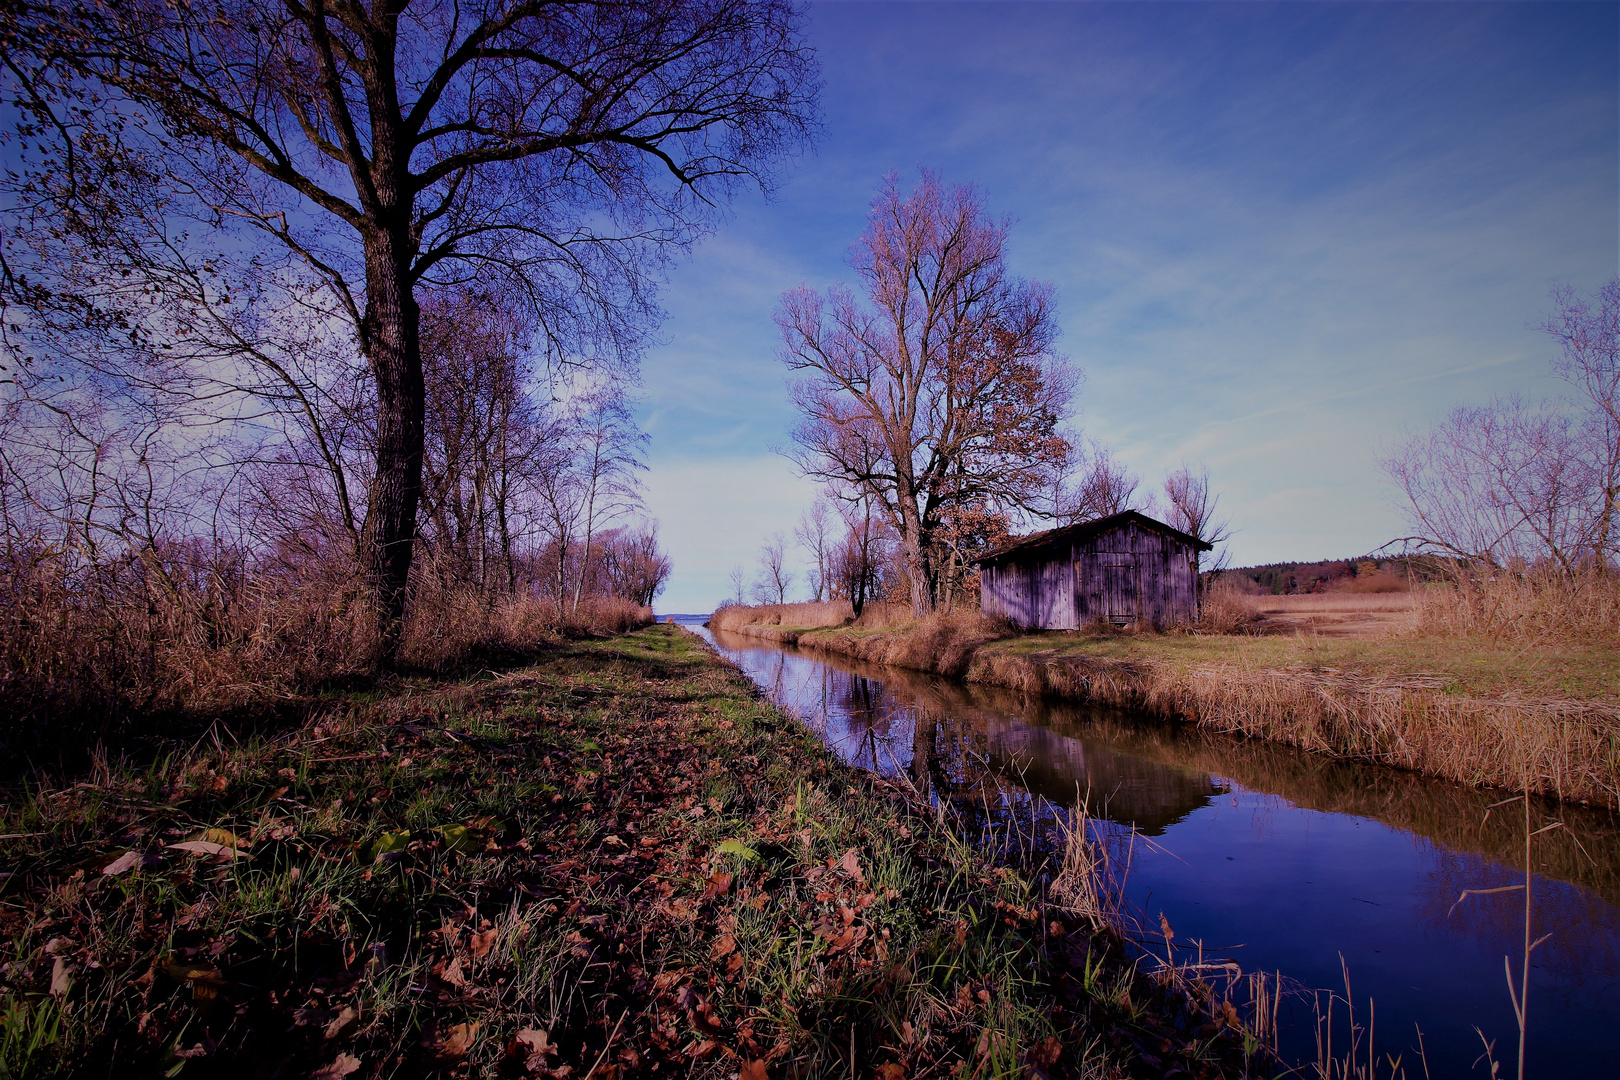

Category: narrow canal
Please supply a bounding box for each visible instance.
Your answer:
[691,623,1620,1079]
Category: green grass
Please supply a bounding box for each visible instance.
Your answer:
[0,625,1259,1080]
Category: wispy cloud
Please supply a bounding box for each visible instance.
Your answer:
[640,1,1617,609]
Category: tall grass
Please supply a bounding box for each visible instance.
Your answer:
[1415,566,1620,643]
[1197,584,1265,635]
[0,544,650,752]
[708,600,854,633]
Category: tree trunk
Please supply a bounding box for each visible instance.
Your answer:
[358,223,425,665]
[899,499,931,619]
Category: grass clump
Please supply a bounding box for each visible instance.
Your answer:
[0,625,1258,1079]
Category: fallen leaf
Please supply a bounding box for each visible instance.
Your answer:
[162,958,223,983]
[703,871,733,898]
[875,1064,906,1080]
[435,955,467,988]
[196,827,250,850]
[710,934,736,961]
[1030,1036,1063,1068]
[739,1061,770,1080]
[167,840,249,860]
[49,956,72,997]
[311,1052,362,1080]
[438,823,480,854]
[840,849,865,885]
[360,830,412,863]
[469,927,499,958]
[508,1028,557,1072]
[441,1021,479,1057]
[101,851,142,876]
[324,1005,357,1039]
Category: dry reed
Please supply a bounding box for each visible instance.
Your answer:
[707,599,854,634]
[1414,567,1620,643]
[0,545,651,748]
[1196,585,1265,634]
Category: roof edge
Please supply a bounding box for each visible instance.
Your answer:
[974,510,1214,565]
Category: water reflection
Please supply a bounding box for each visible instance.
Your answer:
[705,627,1620,1079]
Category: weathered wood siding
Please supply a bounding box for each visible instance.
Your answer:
[982,520,1199,630]
[981,554,1079,629]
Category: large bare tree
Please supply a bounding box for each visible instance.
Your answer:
[777,171,1073,617]
[1384,280,1620,574]
[2,0,817,659]
[1543,279,1620,564]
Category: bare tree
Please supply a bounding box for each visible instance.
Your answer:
[1543,280,1620,564]
[794,497,835,602]
[3,0,818,660]
[1163,465,1232,573]
[1385,281,1620,576]
[1059,440,1145,524]
[417,289,539,591]
[827,489,890,617]
[1384,398,1595,572]
[566,382,648,613]
[778,171,1074,617]
[589,521,672,607]
[752,532,792,604]
[726,564,748,608]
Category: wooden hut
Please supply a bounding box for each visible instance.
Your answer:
[975,510,1212,630]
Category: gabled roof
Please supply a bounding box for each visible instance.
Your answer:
[974,510,1213,566]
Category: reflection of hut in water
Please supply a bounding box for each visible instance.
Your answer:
[977,510,1211,629]
[880,662,1220,833]
[982,721,1221,834]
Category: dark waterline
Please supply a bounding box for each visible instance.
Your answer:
[688,621,1620,1079]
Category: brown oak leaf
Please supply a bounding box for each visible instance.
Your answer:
[311,1053,362,1080]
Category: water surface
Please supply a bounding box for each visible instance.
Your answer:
[694,623,1620,1079]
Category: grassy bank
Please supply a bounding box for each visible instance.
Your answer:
[0,625,1260,1079]
[713,608,1620,809]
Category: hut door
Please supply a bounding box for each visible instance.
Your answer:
[1099,554,1135,623]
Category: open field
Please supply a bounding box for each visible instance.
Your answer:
[0,625,1260,1080]
[1248,592,1417,639]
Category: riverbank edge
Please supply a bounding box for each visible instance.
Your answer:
[717,622,1620,809]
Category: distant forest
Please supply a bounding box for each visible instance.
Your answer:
[1220,557,1418,595]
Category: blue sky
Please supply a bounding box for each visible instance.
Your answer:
[636,1,1619,614]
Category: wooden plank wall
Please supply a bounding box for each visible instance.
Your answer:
[983,521,1199,630]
